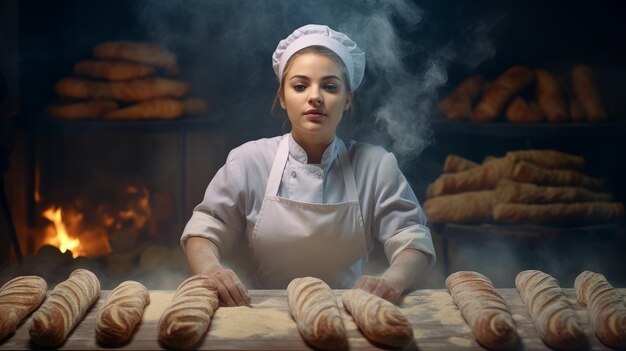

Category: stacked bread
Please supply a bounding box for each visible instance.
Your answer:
[423,149,624,225]
[46,41,208,120]
[438,64,608,123]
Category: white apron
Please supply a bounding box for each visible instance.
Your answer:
[251,136,367,289]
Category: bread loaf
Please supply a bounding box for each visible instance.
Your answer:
[95,280,150,346]
[571,65,608,121]
[575,271,626,349]
[29,269,100,348]
[445,271,518,350]
[104,98,184,120]
[287,277,347,350]
[443,154,478,173]
[437,76,484,120]
[535,69,568,122]
[74,60,156,81]
[424,190,495,223]
[45,100,119,119]
[505,149,586,170]
[511,161,604,188]
[0,276,47,341]
[505,96,545,123]
[493,202,624,225]
[55,77,189,102]
[568,95,586,121]
[158,275,218,350]
[93,41,178,74]
[515,270,585,350]
[494,179,613,204]
[472,66,535,122]
[342,289,413,348]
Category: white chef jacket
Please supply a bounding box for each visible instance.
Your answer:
[181,133,436,274]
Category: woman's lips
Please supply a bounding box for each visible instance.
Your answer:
[304,110,325,119]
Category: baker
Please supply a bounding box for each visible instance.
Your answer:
[181,24,436,306]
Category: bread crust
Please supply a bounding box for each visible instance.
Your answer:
[505,149,586,170]
[95,280,150,346]
[446,271,518,350]
[535,69,568,122]
[0,276,47,341]
[287,277,347,350]
[427,157,515,197]
[511,161,604,188]
[472,66,535,122]
[443,154,479,173]
[424,190,495,223]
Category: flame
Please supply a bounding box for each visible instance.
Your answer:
[42,207,81,258]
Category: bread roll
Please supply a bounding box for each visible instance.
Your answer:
[571,65,608,121]
[29,269,100,348]
[424,190,495,223]
[55,77,189,102]
[445,271,518,350]
[505,96,545,123]
[494,179,613,204]
[575,271,626,349]
[443,154,478,173]
[0,276,47,341]
[158,275,218,350]
[511,161,604,189]
[342,289,413,348]
[93,41,178,74]
[505,149,586,170]
[45,100,118,119]
[472,66,536,122]
[74,60,156,81]
[437,76,484,120]
[515,270,585,350]
[95,280,150,346]
[535,69,568,122]
[426,157,515,197]
[287,277,347,350]
[493,202,624,225]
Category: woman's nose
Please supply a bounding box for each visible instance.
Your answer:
[308,89,323,105]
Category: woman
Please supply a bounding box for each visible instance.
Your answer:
[182,24,435,306]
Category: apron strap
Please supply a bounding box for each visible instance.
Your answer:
[264,134,359,203]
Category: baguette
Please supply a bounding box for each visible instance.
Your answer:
[74,60,156,81]
[424,190,495,223]
[472,66,536,122]
[571,65,608,121]
[342,289,413,348]
[505,96,545,123]
[575,271,626,349]
[445,271,518,350]
[29,269,100,348]
[427,157,515,197]
[535,69,568,122]
[492,202,624,225]
[95,280,150,346]
[494,179,613,204]
[287,277,347,350]
[511,161,604,189]
[515,270,585,350]
[505,149,586,170]
[437,76,484,120]
[443,154,478,173]
[45,100,119,119]
[55,77,189,102]
[0,276,47,341]
[93,41,178,74]
[158,275,219,350]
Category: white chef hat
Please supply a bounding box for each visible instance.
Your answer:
[272,24,365,91]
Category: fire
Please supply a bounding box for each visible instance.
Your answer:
[42,207,81,258]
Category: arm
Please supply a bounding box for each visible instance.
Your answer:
[355,248,429,304]
[185,236,250,306]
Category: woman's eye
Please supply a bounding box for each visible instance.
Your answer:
[324,84,338,92]
[293,84,306,92]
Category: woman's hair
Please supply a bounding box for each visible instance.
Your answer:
[272,45,354,123]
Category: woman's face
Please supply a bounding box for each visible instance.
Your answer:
[280,53,351,144]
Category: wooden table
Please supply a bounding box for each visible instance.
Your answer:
[1,289,623,350]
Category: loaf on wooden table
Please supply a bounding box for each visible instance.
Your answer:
[342,289,413,348]
[158,275,218,350]
[95,280,150,346]
[0,276,47,341]
[493,202,624,225]
[426,157,515,198]
[442,154,478,173]
[575,271,626,349]
[515,270,585,350]
[29,269,100,348]
[511,161,605,189]
[505,149,586,170]
[287,277,347,350]
[494,179,613,204]
[445,271,518,350]
[437,76,484,120]
[424,190,495,223]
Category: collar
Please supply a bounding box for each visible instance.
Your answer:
[288,133,338,173]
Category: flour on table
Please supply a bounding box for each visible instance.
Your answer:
[142,291,172,321]
[210,306,296,338]
[448,336,472,347]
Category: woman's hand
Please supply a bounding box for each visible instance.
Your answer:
[354,275,402,304]
[209,267,251,307]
